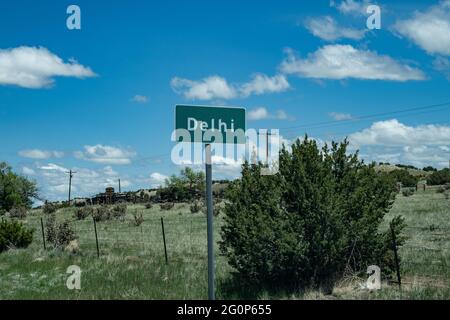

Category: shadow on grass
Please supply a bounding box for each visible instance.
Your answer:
[216,273,306,300]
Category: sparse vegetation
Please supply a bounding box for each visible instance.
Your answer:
[8,206,27,219]
[45,214,77,248]
[132,211,144,226]
[111,203,127,220]
[190,201,202,214]
[74,206,93,220]
[402,188,415,197]
[92,206,111,222]
[145,203,153,209]
[43,202,57,214]
[160,202,175,211]
[427,168,450,186]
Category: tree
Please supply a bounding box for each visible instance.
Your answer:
[388,169,419,187]
[220,137,404,293]
[423,166,437,172]
[159,168,205,202]
[427,168,450,185]
[0,162,38,212]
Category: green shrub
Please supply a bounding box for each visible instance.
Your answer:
[111,204,127,219]
[190,201,202,213]
[402,188,415,197]
[74,206,93,220]
[388,169,419,188]
[93,206,111,222]
[43,202,57,214]
[160,202,174,211]
[145,203,153,209]
[9,206,27,219]
[220,137,403,293]
[427,168,450,186]
[45,214,77,247]
[0,218,34,253]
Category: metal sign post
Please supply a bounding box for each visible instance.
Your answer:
[174,104,246,300]
[205,143,214,300]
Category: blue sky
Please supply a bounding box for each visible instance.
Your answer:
[1,0,450,202]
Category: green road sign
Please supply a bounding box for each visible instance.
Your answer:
[175,105,246,144]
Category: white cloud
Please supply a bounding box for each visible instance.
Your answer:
[18,149,64,159]
[346,119,450,168]
[103,166,118,176]
[239,74,290,97]
[171,73,289,100]
[0,46,96,88]
[280,45,426,81]
[305,16,366,41]
[22,166,35,175]
[39,163,68,172]
[328,112,353,120]
[132,95,149,103]
[149,172,168,185]
[394,1,450,56]
[330,0,371,16]
[171,76,237,100]
[349,119,450,146]
[247,107,294,121]
[75,145,136,165]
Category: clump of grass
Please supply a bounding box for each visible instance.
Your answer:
[402,188,415,197]
[190,201,202,214]
[132,212,144,226]
[160,202,174,211]
[145,203,153,209]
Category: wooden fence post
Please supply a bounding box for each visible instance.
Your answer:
[390,226,402,290]
[40,217,46,250]
[161,217,168,264]
[93,217,100,258]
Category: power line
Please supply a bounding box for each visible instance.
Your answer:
[279,101,450,132]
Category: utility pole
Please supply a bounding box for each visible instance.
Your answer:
[66,170,76,206]
[118,179,121,193]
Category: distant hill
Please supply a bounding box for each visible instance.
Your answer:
[374,164,432,179]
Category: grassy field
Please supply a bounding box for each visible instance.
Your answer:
[0,186,449,300]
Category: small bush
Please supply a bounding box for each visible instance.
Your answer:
[9,206,27,219]
[45,214,77,247]
[437,186,446,193]
[0,219,34,253]
[190,201,202,214]
[112,204,127,220]
[132,212,144,226]
[43,202,57,214]
[402,188,415,197]
[74,207,93,220]
[145,203,153,209]
[160,202,174,211]
[93,206,111,222]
